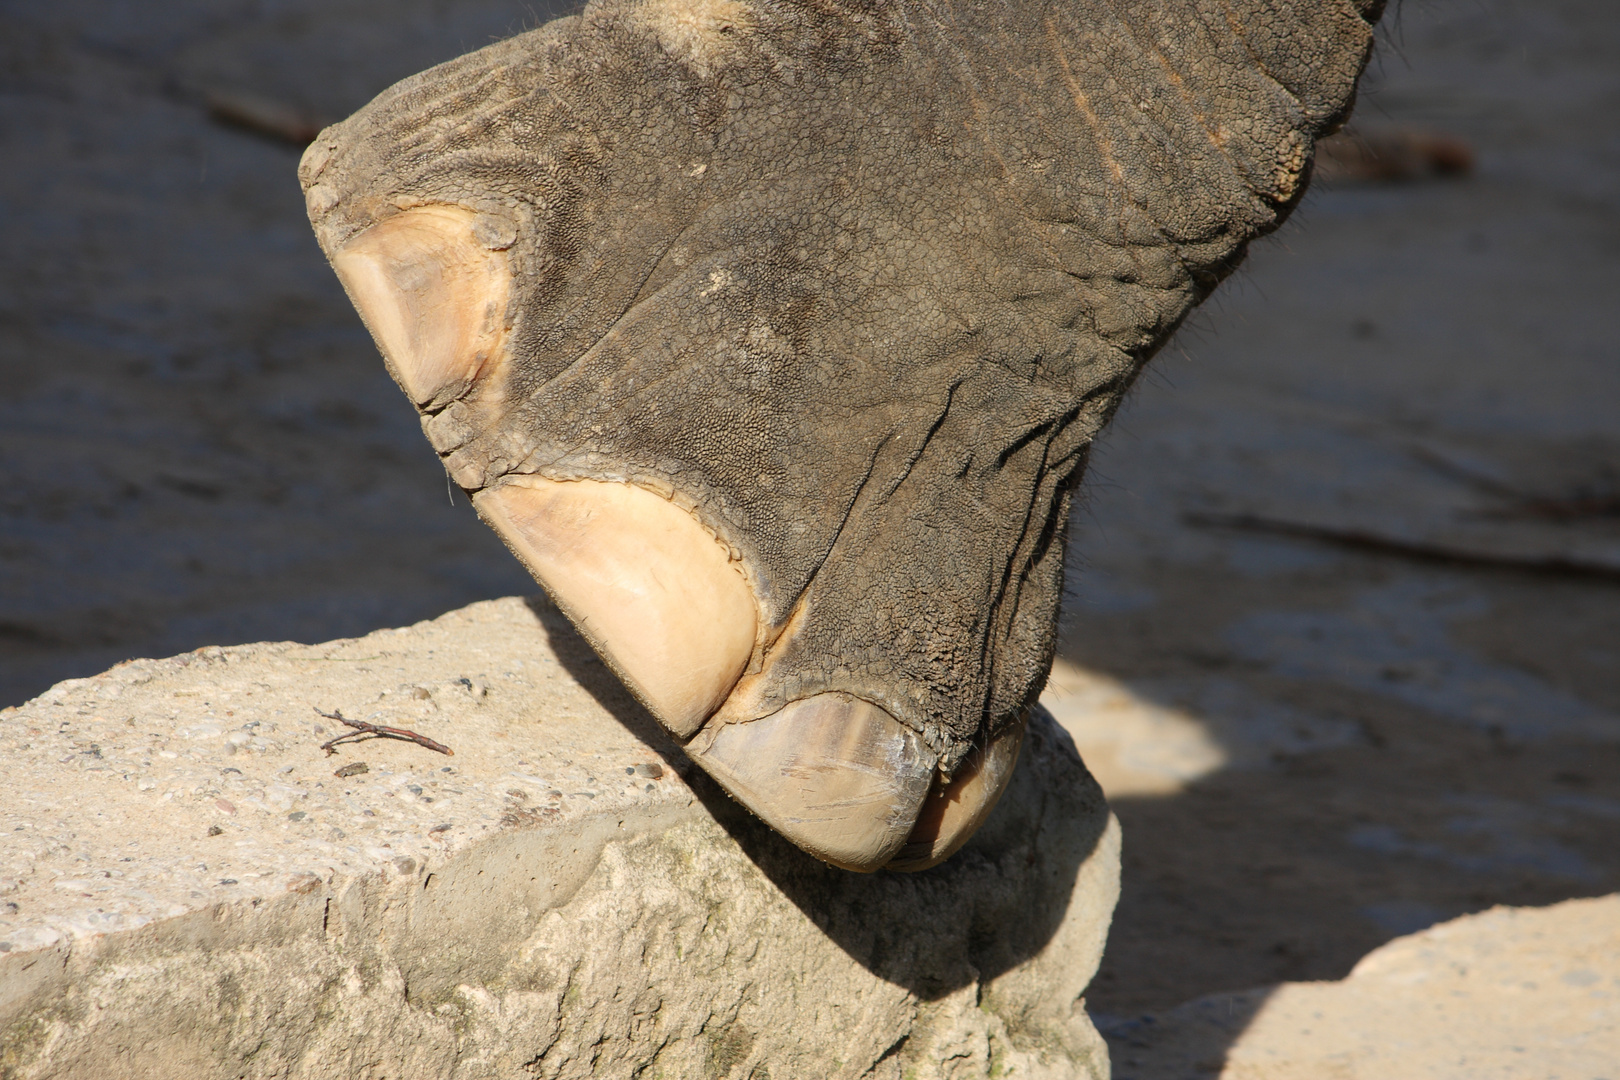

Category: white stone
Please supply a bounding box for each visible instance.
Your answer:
[0,598,1120,1079]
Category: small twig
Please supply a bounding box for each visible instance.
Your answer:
[314,707,453,756]
[1313,127,1474,185]
[1184,511,1620,581]
[1407,445,1529,501]
[1409,445,1620,523]
[203,89,326,145]
[1475,492,1620,523]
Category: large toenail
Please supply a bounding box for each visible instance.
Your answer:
[687,693,937,871]
[885,713,1026,872]
[331,205,510,408]
[475,477,758,737]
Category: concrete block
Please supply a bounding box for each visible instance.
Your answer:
[0,598,1119,1079]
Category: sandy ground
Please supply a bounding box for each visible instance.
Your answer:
[1056,0,1620,1023]
[2,0,1617,1071]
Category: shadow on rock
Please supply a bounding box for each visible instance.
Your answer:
[528,595,1113,999]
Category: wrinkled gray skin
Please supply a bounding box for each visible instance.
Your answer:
[301,0,1380,773]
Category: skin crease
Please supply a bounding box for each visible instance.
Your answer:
[302,0,1382,863]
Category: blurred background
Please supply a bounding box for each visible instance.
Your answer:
[1,0,1616,1068]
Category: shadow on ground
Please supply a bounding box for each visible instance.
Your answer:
[1068,561,1620,1018]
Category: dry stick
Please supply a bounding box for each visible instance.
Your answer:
[313,707,454,757]
[203,89,325,146]
[1183,511,1620,582]
[1407,444,1533,501]
[1476,493,1620,523]
[1408,445,1620,522]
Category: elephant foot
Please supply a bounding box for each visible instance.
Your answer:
[303,0,1378,869]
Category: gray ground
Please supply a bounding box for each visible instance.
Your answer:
[2,0,1616,1054]
[1062,0,1620,1022]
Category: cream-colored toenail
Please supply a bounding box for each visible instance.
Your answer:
[688,694,937,872]
[885,713,1026,872]
[475,478,757,737]
[332,205,510,407]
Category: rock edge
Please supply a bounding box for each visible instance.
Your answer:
[1,597,1119,1080]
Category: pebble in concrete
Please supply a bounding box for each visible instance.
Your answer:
[0,597,1120,1079]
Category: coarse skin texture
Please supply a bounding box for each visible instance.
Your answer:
[301,0,1382,773]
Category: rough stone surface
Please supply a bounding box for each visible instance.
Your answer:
[1101,894,1620,1080]
[0,597,1120,1080]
